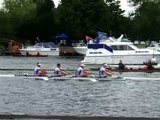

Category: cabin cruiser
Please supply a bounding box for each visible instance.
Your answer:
[81,39,160,65]
[73,34,124,55]
[19,42,59,56]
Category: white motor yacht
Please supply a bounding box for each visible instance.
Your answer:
[81,40,160,65]
[73,34,124,56]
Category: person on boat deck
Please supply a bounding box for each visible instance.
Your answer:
[34,63,47,76]
[53,63,68,77]
[75,64,90,77]
[99,63,112,78]
[118,60,125,70]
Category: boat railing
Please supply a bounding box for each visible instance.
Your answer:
[72,43,86,47]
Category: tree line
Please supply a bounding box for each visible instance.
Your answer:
[0,0,159,44]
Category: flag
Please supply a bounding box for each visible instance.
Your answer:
[95,31,107,44]
[85,36,93,41]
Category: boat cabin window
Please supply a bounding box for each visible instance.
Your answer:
[135,51,149,53]
[34,42,56,48]
[111,45,134,51]
[43,43,51,48]
[50,43,56,48]
[89,52,102,54]
[34,43,43,47]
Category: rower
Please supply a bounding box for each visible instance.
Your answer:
[99,63,112,78]
[34,63,47,76]
[53,63,68,77]
[75,64,90,77]
[118,60,125,70]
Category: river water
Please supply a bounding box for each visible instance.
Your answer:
[0,56,160,118]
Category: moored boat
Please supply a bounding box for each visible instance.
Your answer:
[81,33,160,65]
[19,42,59,56]
[90,68,160,73]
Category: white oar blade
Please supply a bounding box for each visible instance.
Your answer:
[72,77,97,82]
[89,78,97,82]
[35,77,49,81]
[0,75,15,77]
[42,77,49,81]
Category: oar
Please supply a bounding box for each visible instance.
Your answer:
[0,74,32,77]
[71,76,97,82]
[89,78,97,82]
[0,74,49,81]
[0,74,16,77]
[35,77,49,81]
[87,75,97,82]
[105,69,112,77]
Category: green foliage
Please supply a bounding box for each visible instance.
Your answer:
[2,0,160,43]
[57,0,126,39]
[0,0,37,37]
[135,44,146,48]
[130,0,160,41]
[28,0,57,40]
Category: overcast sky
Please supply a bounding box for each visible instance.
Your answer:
[53,0,134,15]
[0,0,134,15]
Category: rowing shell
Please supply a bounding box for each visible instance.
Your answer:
[0,74,115,82]
[1,74,160,81]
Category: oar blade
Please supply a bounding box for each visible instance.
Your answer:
[35,77,49,81]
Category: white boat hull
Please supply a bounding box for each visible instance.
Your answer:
[82,42,160,65]
[73,46,87,55]
[82,54,160,65]
[19,48,59,56]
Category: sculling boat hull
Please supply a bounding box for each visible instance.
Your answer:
[1,74,160,81]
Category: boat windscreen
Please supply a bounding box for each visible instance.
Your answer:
[34,43,43,47]
[49,43,56,48]
[43,43,51,48]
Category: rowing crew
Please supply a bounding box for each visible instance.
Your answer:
[34,63,112,78]
[34,63,67,77]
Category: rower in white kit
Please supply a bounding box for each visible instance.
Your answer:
[53,63,68,77]
[34,63,47,76]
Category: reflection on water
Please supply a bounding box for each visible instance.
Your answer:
[0,56,160,117]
